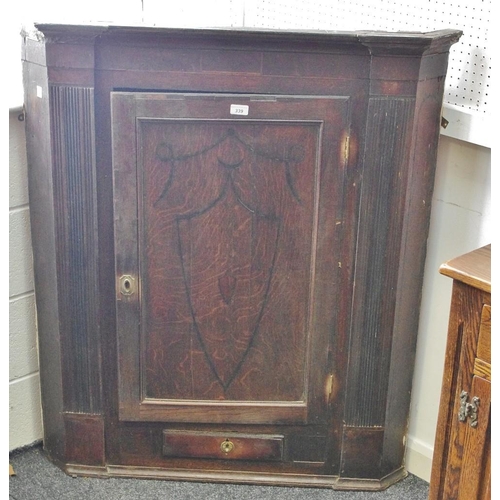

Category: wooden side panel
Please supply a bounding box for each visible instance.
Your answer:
[382,68,451,473]
[456,376,490,500]
[428,282,490,500]
[23,58,66,462]
[50,85,102,414]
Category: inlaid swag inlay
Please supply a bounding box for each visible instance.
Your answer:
[139,120,319,400]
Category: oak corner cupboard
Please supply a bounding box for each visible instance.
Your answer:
[22,23,461,489]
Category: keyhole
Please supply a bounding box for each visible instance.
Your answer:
[119,275,135,296]
[220,439,234,454]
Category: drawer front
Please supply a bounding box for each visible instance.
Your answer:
[163,430,284,461]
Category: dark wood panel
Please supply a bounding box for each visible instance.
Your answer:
[201,50,262,73]
[47,68,96,86]
[96,67,366,97]
[133,401,308,425]
[46,42,96,69]
[369,80,418,96]
[369,55,421,80]
[419,52,456,79]
[118,428,160,461]
[64,413,105,466]
[340,427,384,479]
[262,52,368,79]
[96,45,201,72]
[140,120,318,402]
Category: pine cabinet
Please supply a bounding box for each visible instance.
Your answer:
[429,245,491,500]
[22,23,460,489]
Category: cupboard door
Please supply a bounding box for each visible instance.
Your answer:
[112,93,350,425]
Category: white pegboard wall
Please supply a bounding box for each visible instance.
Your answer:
[243,0,491,117]
[142,0,245,29]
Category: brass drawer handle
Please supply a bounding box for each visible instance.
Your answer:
[220,439,234,454]
[458,390,480,427]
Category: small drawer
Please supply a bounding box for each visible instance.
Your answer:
[163,430,284,461]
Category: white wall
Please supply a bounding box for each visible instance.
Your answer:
[9,109,43,450]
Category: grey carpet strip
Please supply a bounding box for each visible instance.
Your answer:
[9,444,429,500]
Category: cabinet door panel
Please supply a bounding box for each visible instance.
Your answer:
[457,375,491,500]
[112,93,349,424]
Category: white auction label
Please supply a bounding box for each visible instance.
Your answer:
[230,104,249,116]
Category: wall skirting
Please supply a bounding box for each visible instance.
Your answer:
[405,435,434,482]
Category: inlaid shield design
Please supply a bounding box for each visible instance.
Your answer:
[148,124,308,394]
[176,184,281,390]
